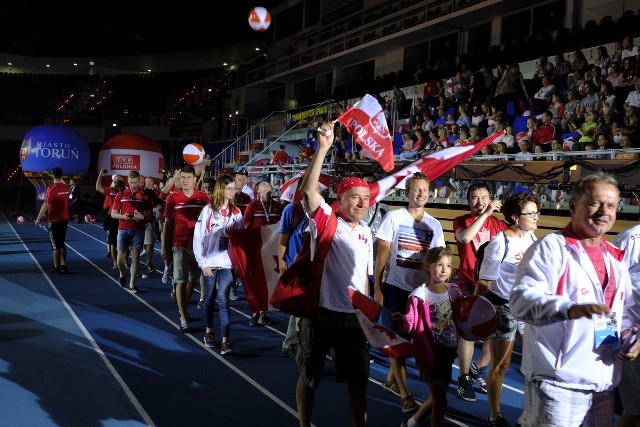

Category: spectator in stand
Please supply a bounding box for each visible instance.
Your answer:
[532,55,554,84]
[531,111,556,150]
[458,126,471,145]
[272,145,290,165]
[596,80,618,117]
[586,65,603,90]
[550,138,564,154]
[434,107,448,127]
[397,129,426,161]
[611,41,623,66]
[469,125,481,142]
[548,92,565,127]
[615,59,638,100]
[243,176,283,326]
[621,36,639,63]
[494,63,529,116]
[495,141,509,156]
[532,76,556,112]
[515,138,533,160]
[471,104,485,128]
[553,53,572,91]
[502,125,515,150]
[437,126,450,147]
[35,166,70,274]
[570,110,599,150]
[576,81,598,117]
[448,124,460,146]
[594,46,611,78]
[456,103,471,128]
[560,90,580,133]
[451,72,469,107]
[607,61,624,89]
[595,133,614,159]
[624,82,640,109]
[624,105,640,133]
[617,130,639,159]
[570,50,589,75]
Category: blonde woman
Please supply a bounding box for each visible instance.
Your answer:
[193,174,244,355]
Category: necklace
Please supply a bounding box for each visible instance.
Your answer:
[260,198,272,223]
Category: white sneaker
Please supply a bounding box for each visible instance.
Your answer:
[162,267,171,285]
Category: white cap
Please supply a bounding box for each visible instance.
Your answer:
[112,174,118,181]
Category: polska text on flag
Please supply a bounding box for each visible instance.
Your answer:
[336,94,395,172]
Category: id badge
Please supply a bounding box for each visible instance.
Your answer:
[593,313,620,350]
[219,236,229,251]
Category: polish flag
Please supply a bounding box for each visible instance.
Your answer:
[349,289,423,361]
[368,131,505,202]
[336,94,395,172]
[227,223,281,313]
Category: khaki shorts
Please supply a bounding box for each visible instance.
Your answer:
[144,219,157,245]
[172,247,201,284]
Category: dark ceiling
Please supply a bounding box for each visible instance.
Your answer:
[2,1,284,58]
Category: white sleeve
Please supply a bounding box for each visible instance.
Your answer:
[193,206,208,268]
[375,210,395,243]
[478,232,505,281]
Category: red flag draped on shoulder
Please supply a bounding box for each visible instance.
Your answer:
[336,94,395,172]
[368,131,505,202]
[228,223,281,313]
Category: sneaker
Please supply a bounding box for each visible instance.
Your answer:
[382,380,401,397]
[457,374,477,402]
[203,332,216,348]
[258,314,272,326]
[180,319,189,333]
[229,287,238,301]
[249,315,259,326]
[49,267,61,274]
[220,341,233,355]
[197,299,205,310]
[488,413,511,427]
[162,267,171,285]
[59,266,69,274]
[401,396,420,414]
[470,363,488,393]
[118,276,126,288]
[128,285,139,293]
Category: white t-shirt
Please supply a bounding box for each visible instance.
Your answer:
[376,208,446,291]
[311,201,374,313]
[478,230,536,299]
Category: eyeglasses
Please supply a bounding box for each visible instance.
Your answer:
[520,211,541,218]
[225,186,236,192]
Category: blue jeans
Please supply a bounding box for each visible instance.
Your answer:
[203,268,233,339]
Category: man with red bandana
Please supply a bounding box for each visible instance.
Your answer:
[295,123,373,427]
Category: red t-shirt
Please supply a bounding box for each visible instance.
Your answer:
[244,198,284,228]
[164,189,210,248]
[272,151,290,164]
[112,188,153,231]
[103,187,120,215]
[45,182,70,223]
[454,214,507,293]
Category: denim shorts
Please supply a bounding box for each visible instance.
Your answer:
[117,228,144,252]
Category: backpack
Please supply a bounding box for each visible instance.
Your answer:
[474,233,509,282]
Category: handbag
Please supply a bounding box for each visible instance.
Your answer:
[269,212,338,318]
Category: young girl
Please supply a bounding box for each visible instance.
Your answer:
[393,247,462,427]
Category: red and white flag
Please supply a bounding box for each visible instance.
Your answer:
[336,94,395,172]
[368,131,505,202]
[228,223,281,313]
[349,289,423,361]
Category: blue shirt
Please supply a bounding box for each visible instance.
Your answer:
[278,202,309,266]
